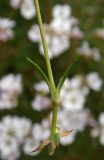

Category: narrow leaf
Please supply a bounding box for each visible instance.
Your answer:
[32,139,50,152]
[27,57,51,91]
[57,55,80,91]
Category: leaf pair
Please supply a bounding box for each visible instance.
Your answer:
[32,129,73,155]
[27,55,80,95]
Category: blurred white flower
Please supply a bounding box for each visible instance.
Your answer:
[31,94,51,111]
[52,4,72,19]
[0,18,16,41]
[91,113,104,146]
[10,0,36,19]
[28,4,83,59]
[71,27,84,38]
[23,137,40,156]
[20,0,36,19]
[77,41,101,61]
[1,116,32,141]
[10,0,22,9]
[86,72,103,91]
[61,77,89,111]
[0,116,33,159]
[39,34,70,59]
[34,81,49,94]
[57,109,89,146]
[12,117,32,142]
[95,28,104,39]
[62,90,86,111]
[58,109,89,132]
[0,136,20,160]
[60,131,75,145]
[32,120,50,142]
[32,81,51,111]
[28,24,41,42]
[0,74,22,109]
[50,18,72,34]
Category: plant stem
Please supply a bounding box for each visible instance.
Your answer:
[51,102,59,134]
[34,0,60,136]
[34,0,56,93]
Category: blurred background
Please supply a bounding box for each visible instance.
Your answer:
[0,0,104,160]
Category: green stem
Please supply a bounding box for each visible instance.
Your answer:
[34,0,60,136]
[34,0,56,93]
[51,102,59,134]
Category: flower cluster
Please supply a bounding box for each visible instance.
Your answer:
[10,0,36,19]
[0,71,103,159]
[0,18,16,41]
[77,41,101,61]
[0,116,32,160]
[0,74,22,109]
[0,115,51,159]
[31,81,51,111]
[28,4,83,59]
[29,72,103,146]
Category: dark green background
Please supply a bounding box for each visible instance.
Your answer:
[0,0,104,159]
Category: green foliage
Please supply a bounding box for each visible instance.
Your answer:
[27,57,51,91]
[57,55,80,92]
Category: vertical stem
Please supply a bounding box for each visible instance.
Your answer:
[51,102,59,134]
[34,0,60,136]
[34,0,56,92]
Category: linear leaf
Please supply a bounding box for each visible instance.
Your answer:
[27,57,51,91]
[57,55,80,91]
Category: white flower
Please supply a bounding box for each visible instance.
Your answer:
[58,109,89,133]
[86,72,103,91]
[31,94,51,111]
[0,74,22,110]
[34,81,49,94]
[0,74,22,94]
[52,4,72,19]
[32,123,43,142]
[23,137,40,156]
[60,132,76,146]
[28,24,41,42]
[77,41,101,61]
[0,136,20,160]
[61,77,89,111]
[60,132,75,145]
[32,121,50,142]
[1,116,32,142]
[10,0,22,9]
[20,0,36,19]
[39,34,70,59]
[0,18,16,41]
[13,117,32,141]
[71,27,84,38]
[61,90,86,111]
[10,0,36,19]
[28,4,82,59]
[50,18,72,33]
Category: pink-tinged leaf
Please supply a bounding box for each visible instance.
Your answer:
[32,139,50,152]
[60,129,74,138]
